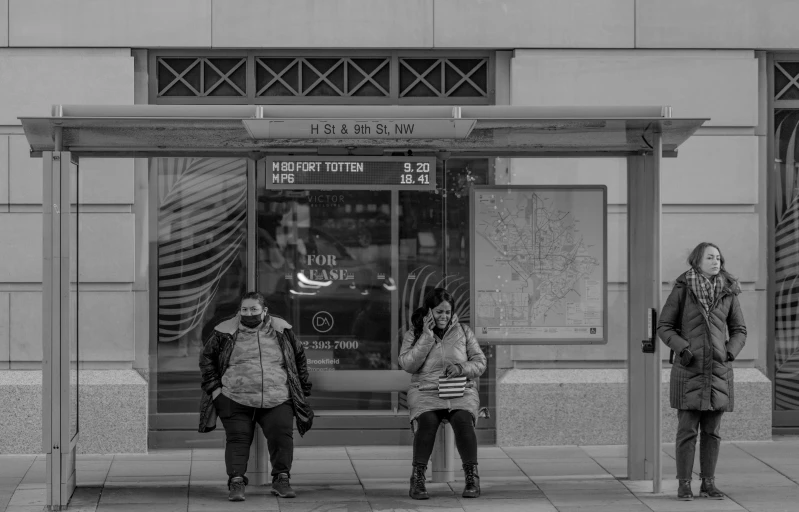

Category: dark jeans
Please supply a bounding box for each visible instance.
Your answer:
[676,409,724,480]
[413,409,478,467]
[214,394,294,482]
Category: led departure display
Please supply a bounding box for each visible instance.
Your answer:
[264,156,436,190]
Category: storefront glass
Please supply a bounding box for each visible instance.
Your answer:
[151,156,493,439]
[773,109,799,417]
[154,158,248,415]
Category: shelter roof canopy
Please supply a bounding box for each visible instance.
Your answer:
[19,105,706,158]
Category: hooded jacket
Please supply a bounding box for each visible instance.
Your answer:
[198,314,313,435]
[399,316,486,423]
[657,271,747,412]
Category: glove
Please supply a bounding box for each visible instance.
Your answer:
[679,348,694,367]
[443,362,463,378]
[727,352,735,362]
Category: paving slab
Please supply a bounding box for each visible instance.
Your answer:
[97,485,188,504]
[450,483,544,500]
[292,459,356,473]
[533,476,627,493]
[555,506,652,512]
[291,474,362,485]
[541,489,643,507]
[638,494,746,511]
[361,481,455,498]
[7,441,799,512]
[76,454,115,462]
[284,484,368,502]
[294,447,351,460]
[517,459,610,477]
[188,493,279,511]
[457,498,557,512]
[4,506,49,512]
[106,460,191,477]
[0,458,35,478]
[0,477,23,487]
[7,488,46,507]
[113,451,191,462]
[77,475,111,487]
[95,503,188,512]
[367,496,463,511]
[580,445,628,457]
[278,502,373,512]
[475,447,510,460]
[102,478,190,487]
[12,484,45,491]
[189,449,225,461]
[591,456,628,477]
[345,447,413,460]
[501,446,588,459]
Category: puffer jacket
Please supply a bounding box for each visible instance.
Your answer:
[399,317,486,422]
[657,272,747,412]
[198,314,313,435]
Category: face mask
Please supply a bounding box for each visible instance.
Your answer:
[240,314,263,328]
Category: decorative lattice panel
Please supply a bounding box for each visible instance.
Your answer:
[256,57,391,98]
[399,58,488,98]
[157,57,248,98]
[152,52,492,104]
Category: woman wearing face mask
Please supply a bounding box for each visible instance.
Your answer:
[399,288,487,500]
[658,242,746,501]
[198,292,313,501]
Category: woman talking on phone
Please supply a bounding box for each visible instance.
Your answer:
[399,288,487,500]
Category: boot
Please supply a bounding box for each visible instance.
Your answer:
[409,464,429,500]
[700,477,724,499]
[228,476,245,502]
[677,479,693,501]
[271,473,296,498]
[462,464,480,498]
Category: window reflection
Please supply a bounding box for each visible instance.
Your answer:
[155,158,248,414]
[152,157,493,423]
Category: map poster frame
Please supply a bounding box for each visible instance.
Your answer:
[470,185,608,345]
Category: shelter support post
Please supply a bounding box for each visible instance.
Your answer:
[627,134,663,492]
[430,423,456,483]
[42,151,75,509]
[248,437,270,486]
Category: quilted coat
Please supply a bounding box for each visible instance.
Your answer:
[657,272,747,412]
[399,317,486,424]
[198,314,314,435]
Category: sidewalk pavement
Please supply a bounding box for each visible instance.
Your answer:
[2,439,799,512]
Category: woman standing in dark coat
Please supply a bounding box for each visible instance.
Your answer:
[658,242,746,501]
[198,292,313,501]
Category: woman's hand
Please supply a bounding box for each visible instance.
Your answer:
[679,348,694,367]
[212,388,222,400]
[422,311,435,338]
[443,362,463,378]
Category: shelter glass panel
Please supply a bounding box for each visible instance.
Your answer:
[69,159,80,443]
[153,158,248,415]
[773,109,799,418]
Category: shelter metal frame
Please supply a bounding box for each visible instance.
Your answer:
[20,104,706,509]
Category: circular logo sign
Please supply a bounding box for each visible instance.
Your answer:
[312,311,335,333]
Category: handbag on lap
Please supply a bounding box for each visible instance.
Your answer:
[438,375,467,399]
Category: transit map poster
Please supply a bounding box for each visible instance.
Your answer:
[471,186,607,344]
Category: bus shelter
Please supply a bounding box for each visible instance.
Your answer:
[19,104,706,508]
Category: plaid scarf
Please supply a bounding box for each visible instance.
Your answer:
[686,267,724,313]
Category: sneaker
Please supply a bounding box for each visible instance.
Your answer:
[271,473,296,498]
[228,476,245,501]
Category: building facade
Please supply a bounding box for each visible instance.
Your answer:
[0,0,788,453]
